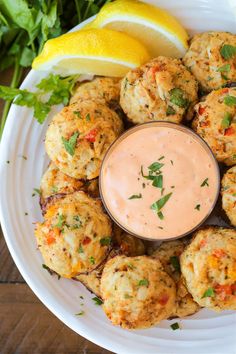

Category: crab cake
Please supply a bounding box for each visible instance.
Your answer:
[193,87,236,165]
[70,77,121,109]
[152,239,199,318]
[45,99,124,179]
[180,227,236,311]
[40,163,100,209]
[35,192,112,278]
[221,166,236,226]
[120,56,198,124]
[183,32,236,92]
[100,255,176,329]
[113,225,146,256]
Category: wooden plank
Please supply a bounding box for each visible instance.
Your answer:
[0,284,113,354]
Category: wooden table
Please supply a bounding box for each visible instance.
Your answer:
[0,69,113,354]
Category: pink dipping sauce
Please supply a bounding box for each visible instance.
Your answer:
[100,122,220,240]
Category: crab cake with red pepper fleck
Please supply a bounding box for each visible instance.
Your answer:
[221,166,236,226]
[45,99,124,179]
[35,191,112,278]
[183,32,236,92]
[120,56,198,124]
[193,88,236,165]
[180,227,236,311]
[40,163,100,208]
[100,255,176,329]
[70,77,121,108]
[152,239,200,318]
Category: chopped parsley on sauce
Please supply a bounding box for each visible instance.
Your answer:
[151,193,173,217]
[201,178,209,187]
[195,204,201,211]
[128,193,142,200]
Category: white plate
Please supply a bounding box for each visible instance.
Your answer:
[0,1,236,353]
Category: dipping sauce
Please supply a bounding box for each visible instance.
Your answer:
[100,122,220,240]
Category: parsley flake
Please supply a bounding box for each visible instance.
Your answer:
[220,44,236,60]
[157,211,164,220]
[169,88,189,108]
[61,131,79,156]
[148,162,164,172]
[202,287,215,298]
[216,64,231,72]
[92,297,103,305]
[201,178,209,187]
[138,279,149,286]
[100,237,111,246]
[170,256,180,272]
[90,256,95,265]
[75,311,84,316]
[152,175,163,189]
[170,322,180,330]
[195,204,201,211]
[78,245,84,254]
[73,110,82,118]
[221,112,232,128]
[166,105,176,116]
[128,193,142,200]
[86,113,91,121]
[224,95,236,106]
[151,193,172,214]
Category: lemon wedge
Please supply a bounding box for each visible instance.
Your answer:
[32,28,150,76]
[86,0,188,58]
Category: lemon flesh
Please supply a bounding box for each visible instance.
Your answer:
[32,28,150,76]
[87,0,189,58]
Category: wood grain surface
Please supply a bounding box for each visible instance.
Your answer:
[0,69,113,354]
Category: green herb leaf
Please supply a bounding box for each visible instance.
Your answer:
[201,178,209,187]
[128,193,142,200]
[223,95,236,106]
[89,256,95,265]
[78,245,84,254]
[157,211,164,220]
[92,297,103,305]
[169,88,189,108]
[202,287,215,298]
[55,213,65,229]
[170,322,180,330]
[61,132,79,156]
[100,237,111,246]
[158,156,165,161]
[138,279,149,286]
[42,263,53,275]
[170,256,180,272]
[152,175,163,189]
[221,112,232,129]
[148,162,164,172]
[86,113,91,121]
[33,188,41,195]
[74,111,82,118]
[195,204,201,211]
[75,311,84,316]
[216,64,231,72]
[151,193,173,213]
[166,105,176,116]
[220,44,236,59]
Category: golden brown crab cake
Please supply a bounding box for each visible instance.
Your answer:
[100,255,176,329]
[40,163,100,207]
[221,166,236,226]
[152,239,199,318]
[113,225,146,256]
[183,32,236,92]
[120,56,198,124]
[193,87,236,165]
[35,192,112,278]
[40,163,84,201]
[45,99,124,179]
[180,227,236,311]
[70,77,121,108]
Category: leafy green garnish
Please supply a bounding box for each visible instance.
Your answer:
[216,64,231,72]
[166,105,176,116]
[169,88,189,108]
[221,112,232,129]
[151,193,172,213]
[224,95,236,106]
[100,237,111,246]
[33,188,41,195]
[42,263,53,275]
[158,156,165,161]
[89,256,95,265]
[92,297,103,305]
[74,111,82,118]
[128,193,142,200]
[138,279,149,286]
[201,178,209,187]
[86,113,91,121]
[55,213,65,229]
[61,132,79,156]
[202,287,215,298]
[195,204,201,211]
[152,175,163,189]
[220,44,236,59]
[78,245,84,254]
[170,322,180,330]
[157,211,164,220]
[170,256,180,272]
[75,311,84,316]
[148,162,164,172]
